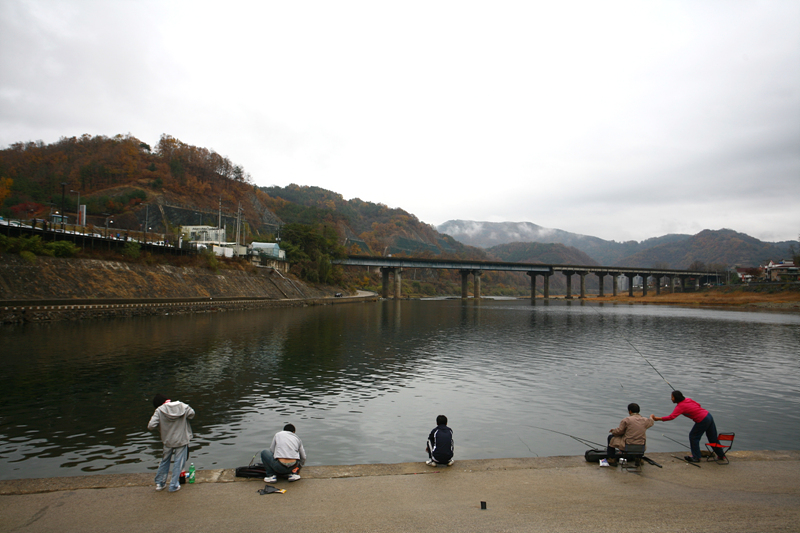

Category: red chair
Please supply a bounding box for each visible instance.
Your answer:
[705,432,734,464]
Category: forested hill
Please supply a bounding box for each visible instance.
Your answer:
[0,134,485,261]
[617,229,797,269]
[259,184,472,258]
[488,242,598,266]
[0,134,281,236]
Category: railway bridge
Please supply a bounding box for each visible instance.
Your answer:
[335,256,720,300]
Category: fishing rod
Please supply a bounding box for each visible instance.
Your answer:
[624,338,675,391]
[662,433,690,449]
[585,303,675,391]
[523,425,606,449]
[527,424,663,467]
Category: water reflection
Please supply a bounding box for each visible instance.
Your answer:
[1,300,798,480]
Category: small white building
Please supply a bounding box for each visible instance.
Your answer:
[180,225,226,244]
[249,242,285,260]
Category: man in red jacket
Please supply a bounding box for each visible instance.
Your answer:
[651,390,724,463]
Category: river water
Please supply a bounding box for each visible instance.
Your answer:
[1,299,798,480]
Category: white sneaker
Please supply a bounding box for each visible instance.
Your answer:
[288,473,301,482]
[155,483,166,491]
[263,475,277,483]
[447,459,454,466]
[168,485,181,492]
[426,459,436,466]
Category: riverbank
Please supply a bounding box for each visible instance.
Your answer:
[1,451,797,532]
[0,253,372,323]
[591,284,800,310]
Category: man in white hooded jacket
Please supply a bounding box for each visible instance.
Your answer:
[148,394,195,492]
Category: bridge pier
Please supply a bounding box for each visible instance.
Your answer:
[527,272,537,300]
[612,274,619,296]
[564,271,574,299]
[666,275,674,293]
[655,276,661,295]
[642,275,648,297]
[543,273,551,299]
[579,271,587,299]
[596,273,605,297]
[380,267,403,299]
[626,273,636,297]
[460,270,481,299]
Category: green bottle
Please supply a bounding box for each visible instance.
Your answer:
[188,463,195,484]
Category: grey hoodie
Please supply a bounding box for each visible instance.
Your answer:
[148,400,195,448]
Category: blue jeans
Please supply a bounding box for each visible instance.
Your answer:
[260,449,299,477]
[689,413,722,460]
[155,445,188,491]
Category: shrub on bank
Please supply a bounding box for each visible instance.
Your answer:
[19,250,36,263]
[0,235,79,258]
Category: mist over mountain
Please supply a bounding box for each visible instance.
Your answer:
[438,220,797,268]
[437,220,691,265]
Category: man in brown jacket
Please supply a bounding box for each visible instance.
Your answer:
[606,403,653,465]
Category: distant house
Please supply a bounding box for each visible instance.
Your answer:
[763,260,798,282]
[735,267,761,283]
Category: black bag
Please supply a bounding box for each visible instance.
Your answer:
[584,448,608,462]
[235,454,268,478]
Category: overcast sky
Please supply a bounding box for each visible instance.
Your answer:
[1,1,798,243]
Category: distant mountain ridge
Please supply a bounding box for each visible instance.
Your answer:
[438,220,797,268]
[437,220,692,265]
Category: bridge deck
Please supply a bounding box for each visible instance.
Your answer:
[337,256,713,277]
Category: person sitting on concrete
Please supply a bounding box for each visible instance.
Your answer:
[148,393,195,492]
[426,415,454,466]
[606,402,653,465]
[261,424,306,483]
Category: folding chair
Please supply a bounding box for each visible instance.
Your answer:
[618,444,646,471]
[705,432,734,464]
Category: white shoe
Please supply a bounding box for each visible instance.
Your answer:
[264,475,277,483]
[447,459,454,466]
[426,459,436,466]
[288,473,301,482]
[155,483,166,491]
[168,485,181,492]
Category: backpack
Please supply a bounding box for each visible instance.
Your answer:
[235,454,268,478]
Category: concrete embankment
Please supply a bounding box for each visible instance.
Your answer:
[1,451,798,532]
[0,254,375,323]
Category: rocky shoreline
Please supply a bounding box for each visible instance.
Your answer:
[0,254,371,324]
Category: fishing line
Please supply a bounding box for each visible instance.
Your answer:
[517,435,538,456]
[584,303,675,391]
[523,425,606,449]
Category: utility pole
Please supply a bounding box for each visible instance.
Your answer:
[218,196,222,245]
[235,202,241,254]
[60,182,66,230]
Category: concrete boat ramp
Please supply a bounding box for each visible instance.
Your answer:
[1,451,798,532]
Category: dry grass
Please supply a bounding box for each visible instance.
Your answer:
[591,286,800,309]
